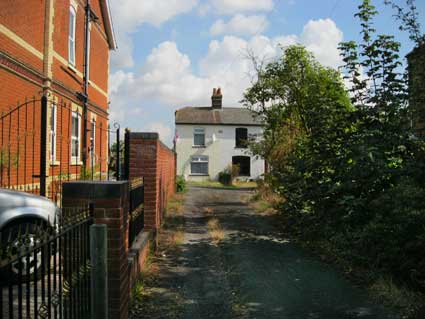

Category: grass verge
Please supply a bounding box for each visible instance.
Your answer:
[188,180,257,189]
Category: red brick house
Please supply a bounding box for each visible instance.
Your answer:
[0,0,116,200]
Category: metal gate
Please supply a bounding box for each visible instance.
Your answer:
[0,205,93,318]
[0,96,125,205]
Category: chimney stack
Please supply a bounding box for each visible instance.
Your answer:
[211,87,222,109]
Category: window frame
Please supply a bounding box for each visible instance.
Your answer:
[68,6,77,66]
[50,103,57,162]
[190,155,209,175]
[235,127,248,148]
[71,111,81,163]
[193,128,206,147]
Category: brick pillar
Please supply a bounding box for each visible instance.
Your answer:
[62,180,130,319]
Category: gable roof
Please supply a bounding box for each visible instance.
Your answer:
[99,0,117,50]
[175,107,263,126]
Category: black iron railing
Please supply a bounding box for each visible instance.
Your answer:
[128,178,144,245]
[0,205,93,319]
[0,96,126,206]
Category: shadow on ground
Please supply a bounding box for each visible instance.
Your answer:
[130,187,399,319]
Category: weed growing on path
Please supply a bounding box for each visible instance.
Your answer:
[207,217,225,245]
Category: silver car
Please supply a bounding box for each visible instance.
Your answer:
[0,189,59,280]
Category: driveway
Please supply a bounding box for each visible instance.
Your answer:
[133,186,398,319]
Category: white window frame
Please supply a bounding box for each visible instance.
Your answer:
[71,111,81,163]
[90,118,96,165]
[190,155,209,175]
[68,6,77,66]
[50,104,57,162]
[193,128,205,147]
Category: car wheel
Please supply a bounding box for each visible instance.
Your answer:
[0,221,50,284]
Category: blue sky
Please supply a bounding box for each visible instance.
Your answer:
[108,0,425,145]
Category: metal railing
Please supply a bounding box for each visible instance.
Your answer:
[0,205,93,319]
[128,177,144,245]
[0,96,125,206]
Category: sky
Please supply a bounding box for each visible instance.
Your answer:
[107,0,425,145]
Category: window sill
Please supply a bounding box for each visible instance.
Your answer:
[189,174,209,176]
[192,145,206,148]
[70,160,83,166]
[67,63,77,73]
[235,147,248,149]
[50,160,61,166]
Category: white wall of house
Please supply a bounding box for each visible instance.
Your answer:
[175,124,264,181]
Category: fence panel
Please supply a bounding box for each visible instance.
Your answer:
[0,205,93,319]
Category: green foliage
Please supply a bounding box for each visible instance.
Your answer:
[243,0,425,297]
[175,175,187,193]
[218,170,232,186]
[0,146,20,169]
[384,0,425,46]
[218,164,240,185]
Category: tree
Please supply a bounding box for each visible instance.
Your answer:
[243,1,425,297]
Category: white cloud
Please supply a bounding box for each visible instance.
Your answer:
[109,0,198,68]
[109,19,344,141]
[210,14,268,36]
[110,18,344,107]
[300,18,343,68]
[208,0,274,14]
[143,122,172,141]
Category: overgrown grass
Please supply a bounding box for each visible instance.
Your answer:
[130,245,157,308]
[188,180,257,189]
[160,192,186,251]
[207,217,225,245]
[249,180,282,215]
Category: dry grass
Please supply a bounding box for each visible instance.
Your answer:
[207,218,220,229]
[169,228,185,246]
[249,200,278,216]
[188,180,257,189]
[249,180,283,215]
[203,207,214,215]
[160,193,187,251]
[207,217,225,245]
[167,195,184,216]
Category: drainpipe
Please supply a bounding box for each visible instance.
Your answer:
[82,0,91,169]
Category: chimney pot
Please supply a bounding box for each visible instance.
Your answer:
[211,87,222,109]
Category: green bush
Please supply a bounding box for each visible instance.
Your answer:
[176,175,186,193]
[218,171,232,185]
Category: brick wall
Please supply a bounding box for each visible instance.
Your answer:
[63,181,130,319]
[0,0,111,190]
[128,132,176,231]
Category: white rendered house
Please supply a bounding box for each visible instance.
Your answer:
[175,88,265,181]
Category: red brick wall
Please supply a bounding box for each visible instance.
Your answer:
[128,133,176,231]
[0,0,45,73]
[0,0,111,194]
[62,181,130,319]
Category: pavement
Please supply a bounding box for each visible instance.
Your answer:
[133,186,399,319]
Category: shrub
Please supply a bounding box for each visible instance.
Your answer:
[218,170,232,185]
[176,175,186,193]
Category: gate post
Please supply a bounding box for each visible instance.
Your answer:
[40,95,48,197]
[90,223,108,319]
[62,180,130,319]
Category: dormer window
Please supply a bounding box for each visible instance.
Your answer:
[235,128,248,148]
[193,128,205,147]
[68,6,76,66]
